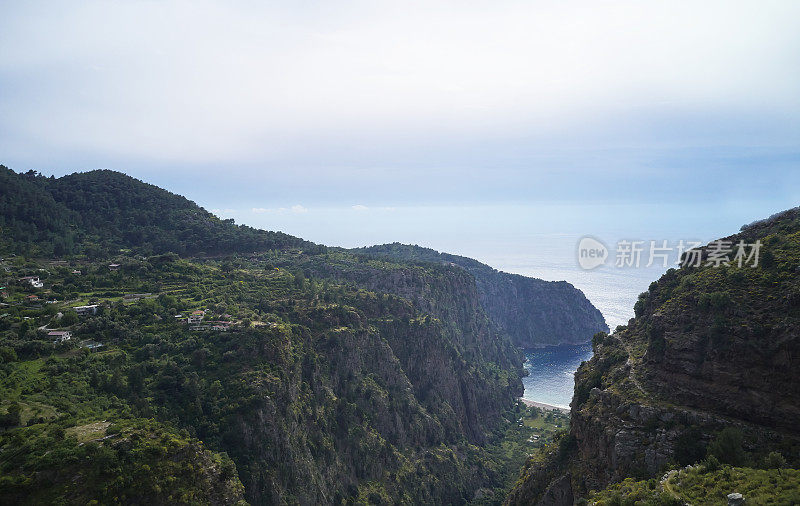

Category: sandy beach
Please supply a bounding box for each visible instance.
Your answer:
[519,398,570,414]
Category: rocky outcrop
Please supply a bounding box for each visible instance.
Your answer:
[506,207,800,504]
[538,474,573,506]
[354,243,608,347]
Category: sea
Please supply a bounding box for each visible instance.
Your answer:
[476,235,672,409]
[520,343,592,410]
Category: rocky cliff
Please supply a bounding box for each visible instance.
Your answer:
[355,243,608,348]
[506,207,800,504]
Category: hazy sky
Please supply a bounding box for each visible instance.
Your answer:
[2,1,799,260]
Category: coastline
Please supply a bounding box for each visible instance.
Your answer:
[519,398,570,414]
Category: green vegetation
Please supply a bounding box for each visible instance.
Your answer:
[0,418,246,505]
[590,465,800,505]
[468,406,570,505]
[0,247,549,503]
[0,166,309,257]
[0,166,565,503]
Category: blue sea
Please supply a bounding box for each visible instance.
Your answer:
[520,344,593,409]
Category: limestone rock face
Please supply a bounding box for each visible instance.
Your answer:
[506,207,800,504]
[727,492,744,506]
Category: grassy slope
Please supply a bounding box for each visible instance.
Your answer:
[590,465,800,505]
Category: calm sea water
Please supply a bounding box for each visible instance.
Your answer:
[520,343,594,409]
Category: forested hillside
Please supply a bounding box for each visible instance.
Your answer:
[356,243,607,348]
[0,166,309,257]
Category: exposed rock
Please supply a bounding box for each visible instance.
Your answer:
[538,473,573,506]
[506,207,800,504]
[727,492,744,505]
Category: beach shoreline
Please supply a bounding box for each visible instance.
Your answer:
[519,398,570,414]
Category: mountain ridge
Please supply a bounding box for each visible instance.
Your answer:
[1,166,607,349]
[0,166,311,257]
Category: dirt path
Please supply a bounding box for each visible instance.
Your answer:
[660,470,685,503]
[622,339,648,397]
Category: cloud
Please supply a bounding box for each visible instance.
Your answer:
[251,205,308,214]
[0,0,798,170]
[351,205,369,211]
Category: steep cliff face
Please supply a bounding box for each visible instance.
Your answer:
[506,207,800,504]
[355,243,608,347]
[284,251,524,443]
[135,253,526,505]
[474,272,607,348]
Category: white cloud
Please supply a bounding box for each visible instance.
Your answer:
[351,205,369,211]
[251,205,308,214]
[1,1,798,167]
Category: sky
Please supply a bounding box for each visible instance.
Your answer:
[2,1,800,318]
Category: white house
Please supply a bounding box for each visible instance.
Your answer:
[48,330,72,343]
[74,304,100,316]
[19,276,43,288]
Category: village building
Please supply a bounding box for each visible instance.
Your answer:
[108,263,121,271]
[48,330,72,343]
[19,276,43,288]
[187,309,206,324]
[74,304,100,316]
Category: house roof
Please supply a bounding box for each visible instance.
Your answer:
[48,330,70,336]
